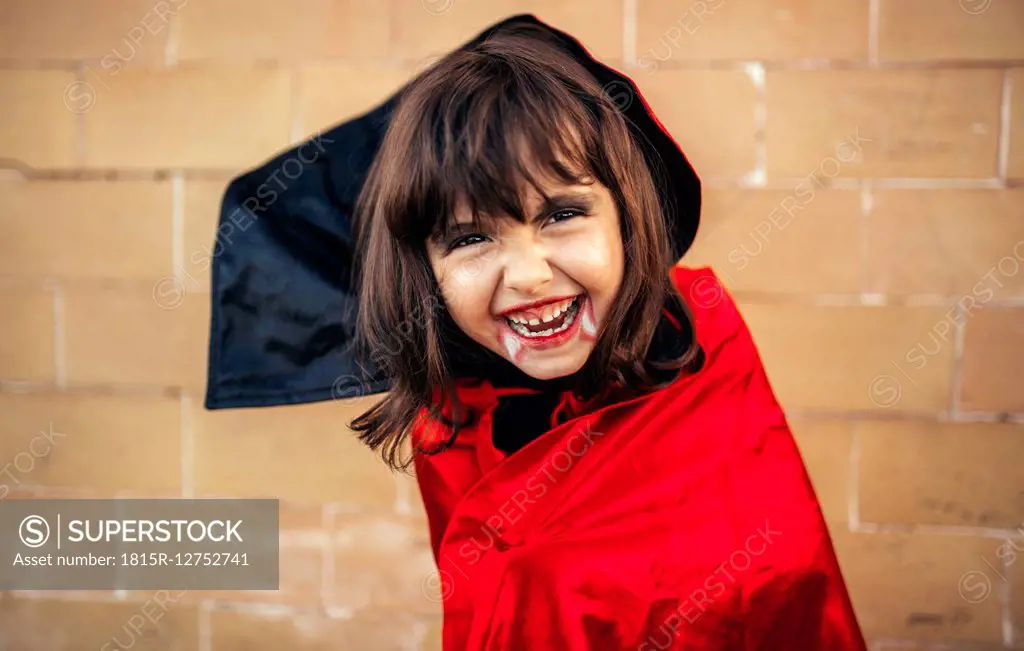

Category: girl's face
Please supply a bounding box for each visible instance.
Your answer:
[426,177,625,380]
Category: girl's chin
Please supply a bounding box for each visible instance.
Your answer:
[498,338,596,381]
[508,354,590,381]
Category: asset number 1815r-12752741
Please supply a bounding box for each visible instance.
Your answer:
[121,552,249,566]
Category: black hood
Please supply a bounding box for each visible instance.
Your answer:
[203,13,702,410]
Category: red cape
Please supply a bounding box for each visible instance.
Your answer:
[412,266,867,650]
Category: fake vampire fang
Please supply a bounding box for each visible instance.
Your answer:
[501,332,525,363]
[580,299,597,340]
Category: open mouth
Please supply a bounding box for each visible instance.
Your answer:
[502,295,582,339]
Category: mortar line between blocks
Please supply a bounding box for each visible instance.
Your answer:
[165,10,180,66]
[394,472,412,516]
[860,182,873,296]
[749,62,767,185]
[857,521,1021,538]
[322,503,336,612]
[867,0,880,65]
[998,68,1012,183]
[623,0,637,67]
[52,283,66,387]
[410,620,429,651]
[198,601,211,651]
[950,301,966,416]
[848,422,860,531]
[75,65,87,166]
[1001,550,1013,647]
[180,394,193,498]
[290,65,303,145]
[172,173,184,283]
[999,532,1015,646]
[222,602,295,617]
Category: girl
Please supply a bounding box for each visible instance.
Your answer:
[347,15,868,651]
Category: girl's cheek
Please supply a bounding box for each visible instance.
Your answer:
[439,249,503,309]
[556,232,617,274]
[450,248,500,286]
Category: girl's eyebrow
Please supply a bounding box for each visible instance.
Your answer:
[529,190,595,223]
[429,217,487,245]
[440,221,477,238]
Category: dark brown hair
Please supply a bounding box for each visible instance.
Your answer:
[349,22,701,472]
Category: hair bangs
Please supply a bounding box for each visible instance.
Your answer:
[390,48,607,247]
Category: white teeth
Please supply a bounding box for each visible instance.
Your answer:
[506,297,576,324]
[505,296,582,339]
[542,306,563,323]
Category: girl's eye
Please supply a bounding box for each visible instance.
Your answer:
[548,208,585,224]
[450,233,488,251]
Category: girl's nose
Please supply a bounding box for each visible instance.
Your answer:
[502,241,554,296]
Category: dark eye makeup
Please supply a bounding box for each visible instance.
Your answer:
[547,207,586,224]
[449,233,489,250]
[444,206,589,253]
